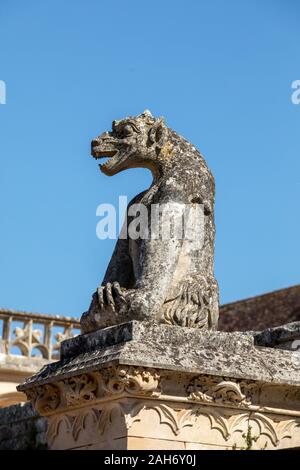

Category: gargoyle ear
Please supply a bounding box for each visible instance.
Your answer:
[148,118,167,148]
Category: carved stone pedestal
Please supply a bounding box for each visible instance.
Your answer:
[18,322,300,450]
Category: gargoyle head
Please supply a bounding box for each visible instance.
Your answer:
[91,110,170,177]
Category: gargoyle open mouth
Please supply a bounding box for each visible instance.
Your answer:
[92,146,120,174]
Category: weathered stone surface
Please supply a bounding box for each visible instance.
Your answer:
[0,402,47,450]
[253,322,300,349]
[60,321,137,360]
[17,321,300,450]
[17,354,300,450]
[81,110,219,333]
[18,322,300,390]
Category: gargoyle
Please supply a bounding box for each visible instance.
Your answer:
[81,110,219,333]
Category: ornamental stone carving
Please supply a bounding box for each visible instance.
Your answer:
[27,384,60,415]
[63,374,98,406]
[24,366,161,415]
[22,360,300,450]
[187,376,254,408]
[45,400,300,450]
[81,110,219,333]
[103,366,160,396]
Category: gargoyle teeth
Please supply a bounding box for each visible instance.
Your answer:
[99,157,111,167]
[92,150,118,159]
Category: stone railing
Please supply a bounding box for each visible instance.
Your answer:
[0,309,81,361]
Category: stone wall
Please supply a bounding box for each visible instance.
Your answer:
[0,402,47,450]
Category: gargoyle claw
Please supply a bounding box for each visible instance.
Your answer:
[113,282,126,303]
[105,282,115,312]
[96,282,127,312]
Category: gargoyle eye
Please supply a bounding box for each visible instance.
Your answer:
[124,124,134,135]
[119,123,137,137]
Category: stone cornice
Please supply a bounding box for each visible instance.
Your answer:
[23,366,300,418]
[18,322,300,393]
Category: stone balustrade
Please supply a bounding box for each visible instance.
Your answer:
[0,309,81,408]
[0,308,80,361]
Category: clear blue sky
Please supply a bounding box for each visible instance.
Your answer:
[1,0,299,318]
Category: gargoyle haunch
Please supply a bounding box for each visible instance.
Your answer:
[81,110,219,333]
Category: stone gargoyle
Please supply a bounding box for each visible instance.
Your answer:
[81,110,219,333]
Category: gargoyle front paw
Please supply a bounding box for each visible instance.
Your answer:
[120,290,153,321]
[97,282,126,312]
[80,286,155,333]
[80,282,128,333]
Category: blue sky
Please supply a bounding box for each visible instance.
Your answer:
[0,0,299,318]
